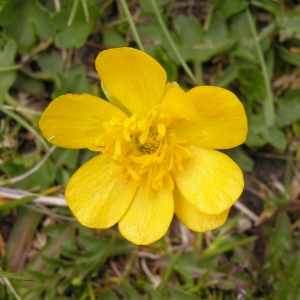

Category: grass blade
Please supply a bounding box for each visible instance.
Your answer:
[246,8,275,127]
[0,196,35,211]
[0,270,32,281]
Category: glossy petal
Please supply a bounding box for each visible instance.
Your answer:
[174,187,230,232]
[171,86,247,149]
[101,82,131,116]
[173,145,244,215]
[164,82,178,94]
[119,180,174,245]
[39,94,126,149]
[65,154,136,228]
[96,47,167,118]
[159,86,201,124]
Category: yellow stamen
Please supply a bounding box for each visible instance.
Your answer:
[157,123,166,137]
[122,128,131,141]
[94,109,192,195]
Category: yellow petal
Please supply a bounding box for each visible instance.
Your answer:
[159,86,201,124]
[163,81,179,95]
[173,145,244,215]
[171,86,247,149]
[118,180,174,245]
[95,47,167,118]
[174,187,230,232]
[101,82,131,116]
[39,94,126,149]
[65,154,136,228]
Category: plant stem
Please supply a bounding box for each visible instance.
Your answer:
[81,0,90,23]
[0,65,21,72]
[119,0,144,51]
[67,0,79,27]
[149,0,198,84]
[193,61,203,85]
[246,8,275,127]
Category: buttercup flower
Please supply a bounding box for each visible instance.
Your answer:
[39,47,247,245]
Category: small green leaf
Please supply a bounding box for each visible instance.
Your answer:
[55,22,92,49]
[0,38,18,102]
[246,115,267,148]
[52,148,79,170]
[246,127,266,148]
[0,0,54,51]
[37,51,64,75]
[172,15,203,62]
[263,127,287,150]
[99,290,120,300]
[230,11,251,40]
[229,11,272,62]
[12,72,44,94]
[277,91,300,127]
[278,13,300,42]
[53,2,101,49]
[237,66,266,101]
[251,0,280,16]
[137,19,163,55]
[53,64,93,98]
[138,0,169,13]
[215,62,239,87]
[66,64,94,94]
[103,30,126,48]
[168,13,235,63]
[222,147,254,172]
[217,0,248,19]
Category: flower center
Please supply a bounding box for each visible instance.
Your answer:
[89,110,193,196]
[136,127,159,154]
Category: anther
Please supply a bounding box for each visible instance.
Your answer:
[122,128,131,141]
[115,139,122,156]
[157,123,166,137]
[124,118,132,128]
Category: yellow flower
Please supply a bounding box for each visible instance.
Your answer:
[39,47,247,245]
